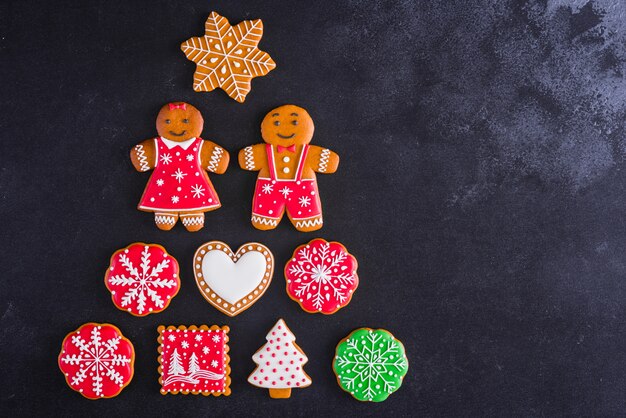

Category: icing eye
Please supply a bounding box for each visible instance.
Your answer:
[291,120,298,126]
[182,119,189,124]
[165,119,171,124]
[274,121,280,126]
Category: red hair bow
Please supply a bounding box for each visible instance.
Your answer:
[168,103,187,110]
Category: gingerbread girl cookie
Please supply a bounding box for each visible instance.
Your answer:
[130,102,229,231]
[238,105,339,232]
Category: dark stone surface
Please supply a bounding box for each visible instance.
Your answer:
[2,0,626,416]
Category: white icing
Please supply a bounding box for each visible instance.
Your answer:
[201,250,266,304]
[161,137,196,149]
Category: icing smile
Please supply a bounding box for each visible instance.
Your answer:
[277,133,295,139]
[169,130,187,137]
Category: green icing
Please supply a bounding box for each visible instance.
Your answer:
[333,328,408,402]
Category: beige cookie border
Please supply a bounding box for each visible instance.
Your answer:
[193,241,274,317]
[58,322,136,400]
[247,318,312,399]
[157,325,231,396]
[104,242,181,317]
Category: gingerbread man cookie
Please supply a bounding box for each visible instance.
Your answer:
[238,105,340,232]
[130,102,229,231]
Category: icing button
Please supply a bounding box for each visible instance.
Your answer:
[282,167,290,174]
[282,156,290,163]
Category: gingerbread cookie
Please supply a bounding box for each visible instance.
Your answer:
[58,323,135,399]
[248,319,312,398]
[130,102,229,232]
[333,328,408,402]
[193,241,274,317]
[157,325,231,396]
[181,11,276,103]
[238,105,340,232]
[105,243,180,316]
[285,238,359,314]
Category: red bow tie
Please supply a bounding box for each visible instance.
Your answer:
[277,144,296,153]
[168,103,187,110]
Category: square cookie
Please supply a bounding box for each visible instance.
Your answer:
[157,325,231,396]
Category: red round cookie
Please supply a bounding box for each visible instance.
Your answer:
[285,238,359,314]
[58,323,135,399]
[105,243,180,316]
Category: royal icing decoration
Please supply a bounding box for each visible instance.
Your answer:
[248,319,312,399]
[157,325,231,396]
[285,239,359,314]
[333,328,408,402]
[105,243,180,316]
[58,323,134,399]
[238,105,340,232]
[181,11,276,103]
[193,241,274,317]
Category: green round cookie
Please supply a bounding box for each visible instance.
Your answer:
[333,328,408,402]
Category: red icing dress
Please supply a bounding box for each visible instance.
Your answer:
[138,137,220,213]
[252,144,322,221]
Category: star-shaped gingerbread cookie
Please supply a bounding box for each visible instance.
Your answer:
[181,12,276,103]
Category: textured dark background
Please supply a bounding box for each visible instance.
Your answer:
[2,0,626,416]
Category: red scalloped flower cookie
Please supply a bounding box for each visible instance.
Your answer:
[105,243,180,316]
[58,323,135,399]
[285,239,359,314]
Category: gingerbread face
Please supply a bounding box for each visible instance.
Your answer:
[156,102,203,141]
[260,105,314,146]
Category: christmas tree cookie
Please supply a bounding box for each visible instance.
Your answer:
[248,319,311,398]
[130,102,229,232]
[333,328,408,402]
[105,243,180,316]
[285,238,359,314]
[181,11,276,102]
[58,323,135,399]
[157,325,231,396]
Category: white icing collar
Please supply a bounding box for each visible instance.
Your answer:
[161,136,196,150]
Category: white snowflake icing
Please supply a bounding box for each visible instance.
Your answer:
[171,195,180,204]
[288,243,355,311]
[107,247,177,314]
[195,334,202,342]
[156,179,165,187]
[186,154,194,161]
[262,183,274,194]
[168,334,176,342]
[211,360,218,368]
[60,326,132,397]
[191,184,205,199]
[335,331,407,401]
[212,334,221,343]
[160,153,173,165]
[279,186,292,198]
[202,346,210,355]
[171,168,187,183]
[181,341,189,349]
[299,196,311,207]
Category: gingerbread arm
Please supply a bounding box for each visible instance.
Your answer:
[200,140,230,174]
[307,145,339,174]
[130,138,157,172]
[238,143,267,172]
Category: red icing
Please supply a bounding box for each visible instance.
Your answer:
[105,243,180,316]
[138,137,220,212]
[58,323,134,399]
[160,328,227,394]
[285,239,359,314]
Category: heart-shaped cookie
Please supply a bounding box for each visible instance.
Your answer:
[193,241,274,316]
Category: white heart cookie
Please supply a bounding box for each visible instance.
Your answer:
[193,241,274,316]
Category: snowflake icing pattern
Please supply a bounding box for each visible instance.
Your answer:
[191,184,205,198]
[262,183,273,194]
[334,329,408,402]
[286,240,358,313]
[172,168,187,183]
[279,186,292,198]
[160,153,173,165]
[59,324,133,399]
[106,245,179,315]
[299,196,311,207]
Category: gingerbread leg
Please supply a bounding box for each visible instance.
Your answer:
[154,212,178,231]
[180,212,205,232]
[291,215,323,232]
[251,215,280,230]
